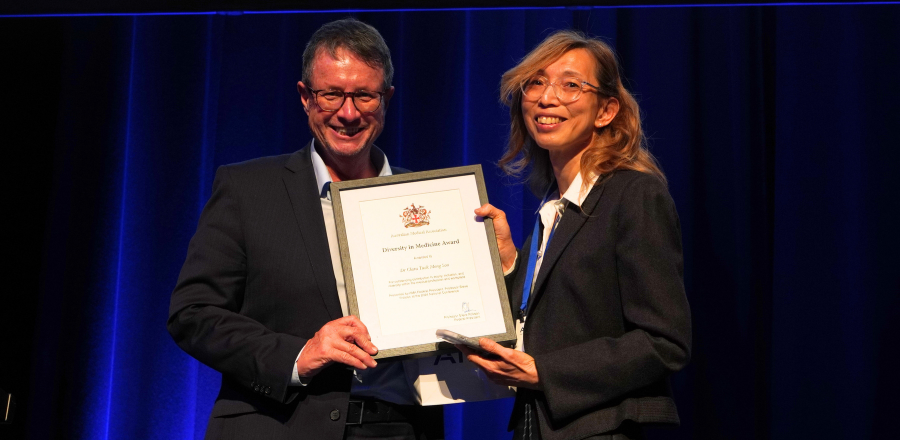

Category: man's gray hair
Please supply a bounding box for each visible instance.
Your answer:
[302,18,394,91]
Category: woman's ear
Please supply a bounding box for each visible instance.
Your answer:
[595,97,620,128]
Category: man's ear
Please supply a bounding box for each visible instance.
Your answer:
[382,86,395,111]
[298,81,311,114]
[595,96,619,128]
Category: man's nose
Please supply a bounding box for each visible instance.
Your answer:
[337,95,361,120]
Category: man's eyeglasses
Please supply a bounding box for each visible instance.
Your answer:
[309,89,386,113]
[520,75,600,103]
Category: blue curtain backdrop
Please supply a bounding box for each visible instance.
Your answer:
[2,4,900,440]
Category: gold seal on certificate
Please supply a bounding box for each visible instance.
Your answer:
[331,165,516,360]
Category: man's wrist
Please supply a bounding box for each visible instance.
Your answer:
[291,345,311,386]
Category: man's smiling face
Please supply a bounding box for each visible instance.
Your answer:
[299,47,394,160]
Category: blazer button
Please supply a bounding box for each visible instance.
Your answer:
[254,385,261,392]
[330,409,340,421]
[264,387,271,395]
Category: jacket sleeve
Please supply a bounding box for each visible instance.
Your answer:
[534,174,692,422]
[167,165,307,404]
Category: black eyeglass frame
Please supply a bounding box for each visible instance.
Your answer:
[308,88,387,113]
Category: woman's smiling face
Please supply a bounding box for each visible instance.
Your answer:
[521,48,606,158]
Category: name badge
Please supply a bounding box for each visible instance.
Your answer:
[515,318,526,352]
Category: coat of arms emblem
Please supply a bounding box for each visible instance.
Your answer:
[401,203,430,228]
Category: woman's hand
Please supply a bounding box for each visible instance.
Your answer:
[459,338,541,390]
[474,204,517,272]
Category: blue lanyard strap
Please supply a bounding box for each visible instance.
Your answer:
[520,204,561,319]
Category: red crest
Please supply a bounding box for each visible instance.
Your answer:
[400,203,431,228]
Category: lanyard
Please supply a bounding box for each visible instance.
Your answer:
[520,201,562,319]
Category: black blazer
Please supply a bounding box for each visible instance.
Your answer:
[167,143,422,440]
[507,170,692,440]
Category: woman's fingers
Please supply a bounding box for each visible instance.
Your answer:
[475,204,518,272]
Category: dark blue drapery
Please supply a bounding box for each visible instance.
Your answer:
[3,4,899,440]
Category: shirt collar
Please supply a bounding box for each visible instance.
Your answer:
[537,171,598,213]
[310,139,393,199]
[559,171,597,208]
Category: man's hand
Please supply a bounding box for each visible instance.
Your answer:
[296,316,378,379]
[459,338,541,390]
[475,204,517,272]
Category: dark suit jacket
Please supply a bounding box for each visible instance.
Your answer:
[506,170,692,440]
[167,143,424,440]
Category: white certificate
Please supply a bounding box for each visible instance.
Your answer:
[331,165,516,360]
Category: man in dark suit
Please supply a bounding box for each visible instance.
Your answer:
[168,18,442,440]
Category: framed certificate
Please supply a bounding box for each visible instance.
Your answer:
[331,165,516,360]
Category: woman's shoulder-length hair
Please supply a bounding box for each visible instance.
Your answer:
[498,30,666,196]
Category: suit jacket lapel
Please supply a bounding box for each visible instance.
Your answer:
[529,178,608,311]
[283,142,344,320]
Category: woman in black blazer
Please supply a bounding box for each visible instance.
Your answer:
[465,31,692,440]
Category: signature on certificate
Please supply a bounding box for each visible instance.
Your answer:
[462,302,474,313]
